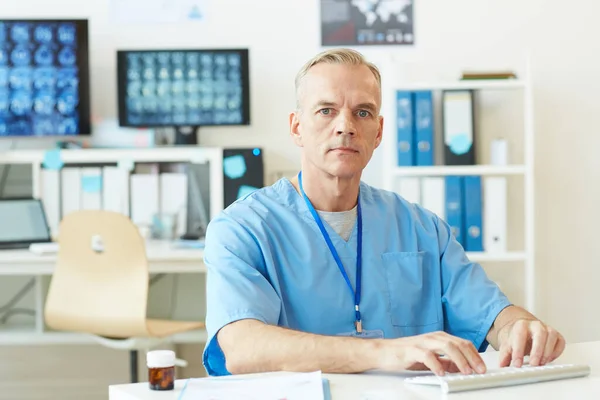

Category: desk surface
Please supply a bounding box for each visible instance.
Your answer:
[109,341,600,400]
[0,240,205,275]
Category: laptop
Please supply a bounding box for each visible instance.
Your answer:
[0,198,53,250]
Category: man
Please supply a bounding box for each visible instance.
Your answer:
[202,48,565,377]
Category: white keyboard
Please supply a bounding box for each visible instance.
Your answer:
[404,363,591,393]
[29,242,59,255]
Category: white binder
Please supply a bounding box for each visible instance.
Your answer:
[421,177,446,220]
[80,167,102,210]
[103,166,130,216]
[160,173,188,237]
[61,167,81,219]
[483,177,507,252]
[130,173,159,227]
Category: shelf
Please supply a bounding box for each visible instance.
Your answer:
[467,252,527,263]
[395,79,526,91]
[0,328,208,346]
[393,165,527,177]
[0,146,223,165]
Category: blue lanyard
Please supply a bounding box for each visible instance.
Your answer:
[298,171,363,333]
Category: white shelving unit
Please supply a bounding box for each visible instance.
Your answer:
[0,145,224,219]
[392,165,527,177]
[0,146,222,345]
[380,66,536,313]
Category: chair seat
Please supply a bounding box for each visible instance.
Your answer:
[146,319,205,338]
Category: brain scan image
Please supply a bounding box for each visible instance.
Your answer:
[0,20,85,136]
[122,50,248,126]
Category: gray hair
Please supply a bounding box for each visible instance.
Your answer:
[294,48,382,108]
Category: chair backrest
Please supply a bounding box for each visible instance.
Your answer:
[45,210,150,338]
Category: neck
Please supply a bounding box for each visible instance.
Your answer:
[291,166,360,212]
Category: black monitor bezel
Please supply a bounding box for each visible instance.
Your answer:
[116,48,251,129]
[0,18,92,137]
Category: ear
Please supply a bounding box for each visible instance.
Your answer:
[374,115,384,149]
[289,111,303,147]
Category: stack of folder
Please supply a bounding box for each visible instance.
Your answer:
[396,90,434,166]
[396,89,477,167]
[395,175,507,253]
[41,162,188,239]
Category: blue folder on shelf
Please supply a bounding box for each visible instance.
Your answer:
[413,90,434,166]
[396,91,414,166]
[463,176,484,251]
[445,176,464,246]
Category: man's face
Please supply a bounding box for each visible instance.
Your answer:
[289,63,384,180]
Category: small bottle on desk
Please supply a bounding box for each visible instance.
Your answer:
[146,350,175,391]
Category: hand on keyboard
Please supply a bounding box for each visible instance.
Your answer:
[495,318,566,368]
[376,331,487,377]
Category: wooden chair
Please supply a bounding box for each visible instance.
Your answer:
[44,210,205,383]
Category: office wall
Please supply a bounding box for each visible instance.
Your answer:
[1,0,600,398]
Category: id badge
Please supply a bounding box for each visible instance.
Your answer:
[337,329,384,339]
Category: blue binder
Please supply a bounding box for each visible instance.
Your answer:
[396,91,414,166]
[413,90,434,166]
[463,176,484,251]
[445,176,464,246]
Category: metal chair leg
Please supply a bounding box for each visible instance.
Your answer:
[130,350,138,383]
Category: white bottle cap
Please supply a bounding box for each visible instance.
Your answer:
[491,138,508,165]
[147,350,175,368]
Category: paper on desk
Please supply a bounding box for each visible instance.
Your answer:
[178,371,325,400]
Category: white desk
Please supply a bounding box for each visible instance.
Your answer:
[109,341,600,400]
[0,240,206,345]
[0,240,206,275]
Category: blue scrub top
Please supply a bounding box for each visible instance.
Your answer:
[202,178,511,376]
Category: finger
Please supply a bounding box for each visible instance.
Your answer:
[428,333,486,374]
[438,341,475,375]
[549,334,566,363]
[455,339,486,374]
[498,344,512,368]
[511,321,529,367]
[418,349,445,376]
[541,329,558,365]
[439,358,460,373]
[528,322,548,366]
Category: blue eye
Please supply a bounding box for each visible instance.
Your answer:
[319,108,331,115]
[358,110,370,118]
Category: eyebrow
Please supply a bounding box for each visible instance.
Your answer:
[312,101,378,113]
[313,101,338,110]
[355,102,378,113]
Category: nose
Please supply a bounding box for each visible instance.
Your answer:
[335,111,356,136]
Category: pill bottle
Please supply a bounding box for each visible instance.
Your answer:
[147,350,175,391]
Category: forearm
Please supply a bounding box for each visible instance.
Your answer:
[217,319,381,374]
[486,305,539,349]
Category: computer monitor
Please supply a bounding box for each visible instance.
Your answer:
[116,48,250,145]
[0,19,91,137]
[0,198,52,249]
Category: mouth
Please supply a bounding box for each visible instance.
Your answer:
[330,147,359,154]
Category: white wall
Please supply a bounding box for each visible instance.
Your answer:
[1,0,600,397]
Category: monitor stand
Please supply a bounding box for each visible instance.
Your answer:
[174,126,199,145]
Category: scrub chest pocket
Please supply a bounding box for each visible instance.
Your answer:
[381,251,442,329]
